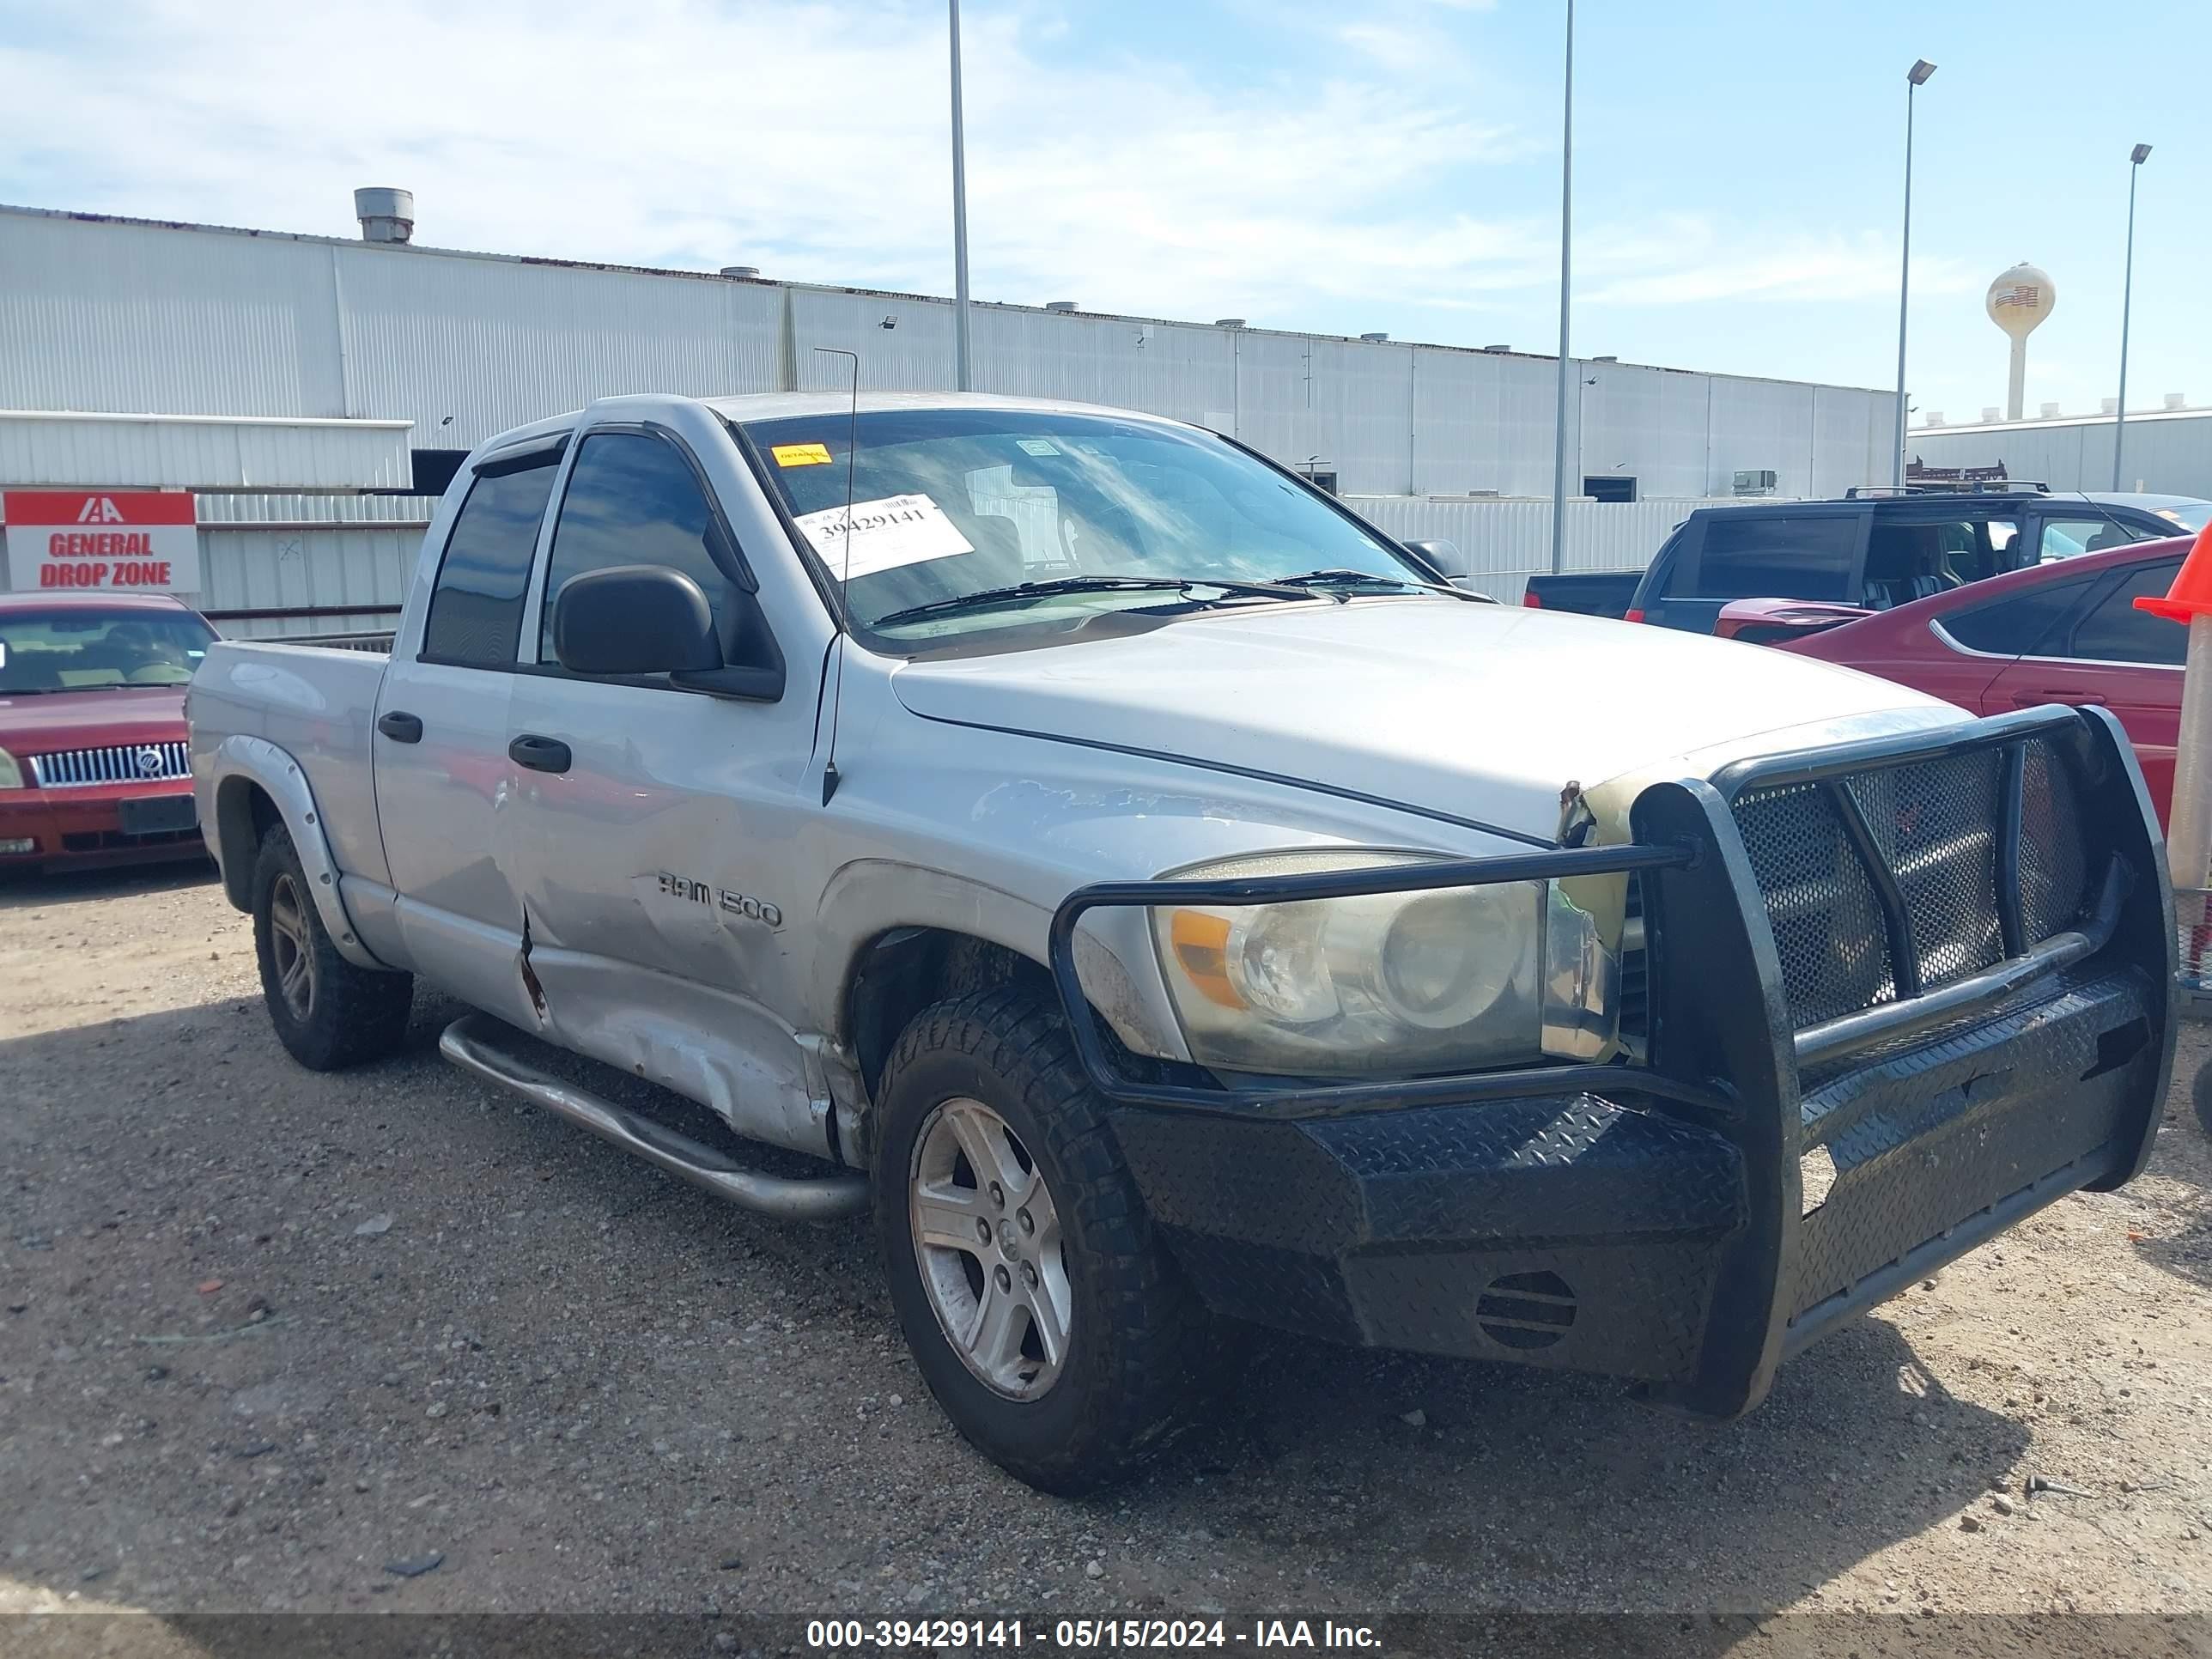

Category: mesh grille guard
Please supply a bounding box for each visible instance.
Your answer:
[1711,710,2130,1071]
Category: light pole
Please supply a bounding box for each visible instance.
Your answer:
[1893,58,1936,488]
[2114,143,2153,490]
[948,0,974,392]
[1547,0,1574,574]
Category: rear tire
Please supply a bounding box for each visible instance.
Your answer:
[872,985,1224,1493]
[251,823,411,1071]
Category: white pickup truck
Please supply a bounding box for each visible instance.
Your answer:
[190,391,2176,1492]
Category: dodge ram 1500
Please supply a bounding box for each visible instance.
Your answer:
[190,392,2177,1492]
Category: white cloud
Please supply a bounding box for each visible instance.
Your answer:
[1579,222,1973,308]
[1338,22,1443,75]
[0,0,1937,359]
[0,0,1545,325]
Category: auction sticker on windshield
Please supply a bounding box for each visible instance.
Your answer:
[793,494,976,580]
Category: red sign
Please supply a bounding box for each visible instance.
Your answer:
[3,491,201,593]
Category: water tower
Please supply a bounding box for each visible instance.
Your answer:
[1986,263,2057,421]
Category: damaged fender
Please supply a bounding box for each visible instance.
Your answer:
[204,733,393,972]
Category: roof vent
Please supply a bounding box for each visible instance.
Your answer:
[2100,397,2119,415]
[1214,317,1248,330]
[2039,401,2062,419]
[1359,331,1389,343]
[1923,410,1945,426]
[353,186,415,245]
[720,264,761,279]
[2166,392,2187,410]
[1481,343,1512,353]
[1591,354,1619,362]
[1045,300,1079,313]
[1981,406,2001,423]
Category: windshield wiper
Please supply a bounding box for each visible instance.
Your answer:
[870,574,1320,629]
[1268,568,1494,603]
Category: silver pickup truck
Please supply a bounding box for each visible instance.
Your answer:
[190,391,2177,1492]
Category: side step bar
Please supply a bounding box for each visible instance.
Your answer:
[438,1014,869,1222]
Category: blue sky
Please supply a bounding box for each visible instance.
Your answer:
[1,0,2204,428]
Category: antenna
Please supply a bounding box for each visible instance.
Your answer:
[814,346,860,805]
[2069,488,2157,557]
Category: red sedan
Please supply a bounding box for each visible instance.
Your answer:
[0,592,216,872]
[1772,536,2191,824]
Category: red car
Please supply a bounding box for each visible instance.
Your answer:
[1769,536,2191,825]
[0,592,216,872]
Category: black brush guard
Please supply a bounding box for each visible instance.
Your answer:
[1046,705,2176,1417]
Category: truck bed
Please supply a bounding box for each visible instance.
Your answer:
[190,638,392,891]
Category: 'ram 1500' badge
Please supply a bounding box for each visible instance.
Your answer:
[656,872,782,927]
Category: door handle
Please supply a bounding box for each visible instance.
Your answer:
[2012,690,2106,708]
[509,733,573,774]
[376,710,424,744]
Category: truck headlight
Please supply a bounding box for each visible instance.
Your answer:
[0,749,22,790]
[1148,849,1620,1077]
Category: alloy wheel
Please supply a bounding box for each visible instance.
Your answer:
[908,1097,1071,1399]
[267,872,317,1021]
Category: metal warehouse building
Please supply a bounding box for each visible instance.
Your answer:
[1908,405,2212,500]
[0,198,1903,617]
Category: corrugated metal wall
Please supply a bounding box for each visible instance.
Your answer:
[0,410,412,490]
[1345,495,1755,601]
[0,207,1899,501]
[1907,410,2212,498]
[185,496,434,637]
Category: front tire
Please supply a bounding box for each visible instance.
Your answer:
[872,985,1224,1493]
[251,823,412,1071]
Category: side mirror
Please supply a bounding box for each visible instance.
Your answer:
[1713,597,1872,646]
[1401,538,1461,582]
[552,565,722,676]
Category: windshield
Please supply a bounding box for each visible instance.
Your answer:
[739,408,1427,642]
[2151,501,2212,535]
[0,608,216,694]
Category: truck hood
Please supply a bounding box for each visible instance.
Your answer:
[0,684,187,753]
[890,599,1964,842]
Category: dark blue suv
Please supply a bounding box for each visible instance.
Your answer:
[1625,488,2209,634]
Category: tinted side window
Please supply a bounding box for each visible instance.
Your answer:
[422,459,562,667]
[1940,577,2093,655]
[1684,514,1858,601]
[539,432,736,663]
[2063,562,2186,666]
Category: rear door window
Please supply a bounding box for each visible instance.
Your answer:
[1681,514,1860,601]
[1937,576,2094,655]
[421,455,562,667]
[2057,561,2186,665]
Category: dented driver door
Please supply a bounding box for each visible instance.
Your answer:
[497,422,832,1158]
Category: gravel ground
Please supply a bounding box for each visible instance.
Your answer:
[3,862,2209,1646]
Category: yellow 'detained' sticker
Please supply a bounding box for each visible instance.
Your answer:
[771,442,834,467]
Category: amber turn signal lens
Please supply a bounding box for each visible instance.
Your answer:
[1167,909,1244,1007]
